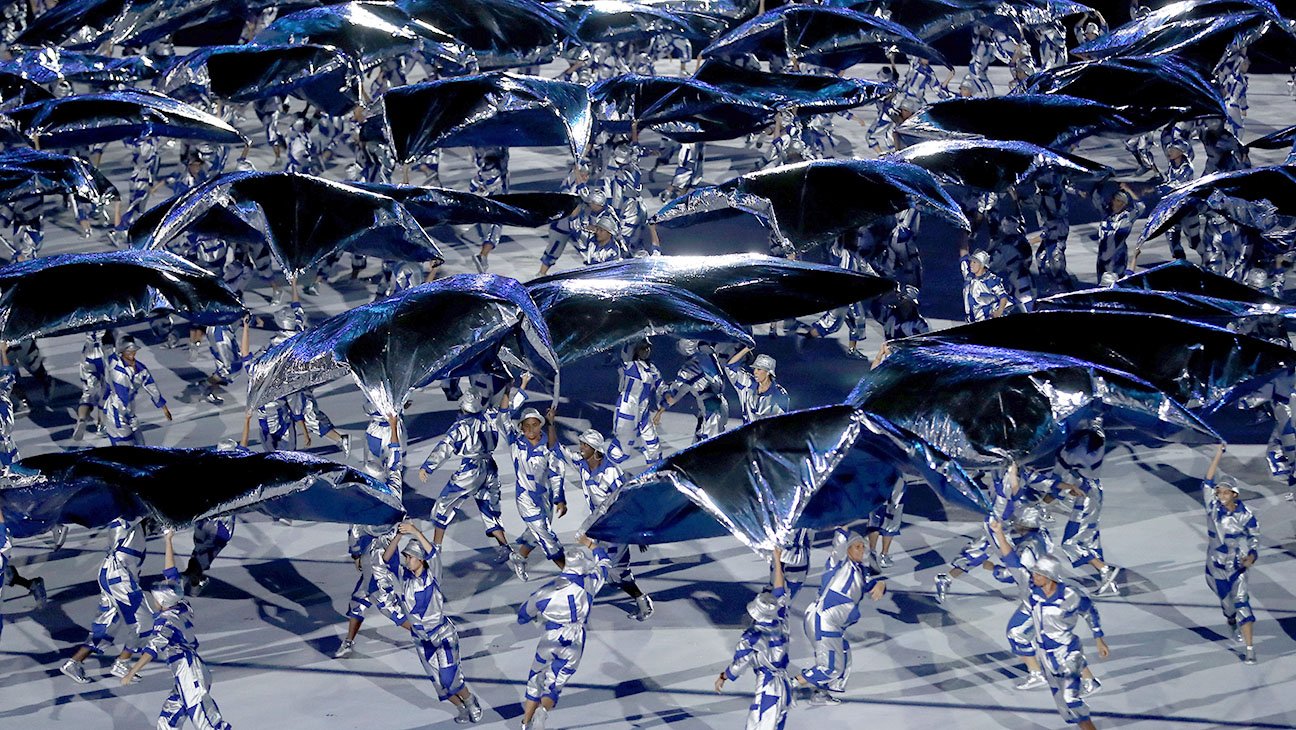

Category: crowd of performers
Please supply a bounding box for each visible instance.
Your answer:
[0,1,1288,729]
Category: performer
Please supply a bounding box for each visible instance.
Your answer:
[72,330,112,441]
[988,508,1054,690]
[657,340,729,442]
[517,535,610,730]
[867,478,906,570]
[797,529,886,704]
[470,146,509,273]
[715,547,793,730]
[1202,444,1260,664]
[725,349,790,424]
[183,516,235,596]
[936,464,1030,604]
[102,337,172,446]
[614,340,663,466]
[1027,554,1110,730]
[500,378,567,580]
[1,505,48,641]
[418,392,512,561]
[962,250,1012,322]
[554,426,654,620]
[119,530,232,730]
[1092,184,1145,280]
[385,522,484,723]
[61,519,152,684]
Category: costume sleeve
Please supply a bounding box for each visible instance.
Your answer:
[139,364,166,408]
[723,628,759,681]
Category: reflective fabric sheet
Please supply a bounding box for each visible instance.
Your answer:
[1033,288,1296,336]
[894,94,1132,148]
[907,311,1296,412]
[0,148,117,205]
[584,405,984,551]
[527,279,754,364]
[701,5,947,71]
[1074,1,1293,69]
[3,89,245,148]
[692,59,890,116]
[15,0,130,47]
[3,446,403,537]
[1141,165,1296,241]
[255,1,471,69]
[247,274,557,416]
[1246,124,1296,151]
[824,0,994,41]
[590,74,774,142]
[167,44,356,115]
[0,71,54,110]
[381,72,592,162]
[1023,55,1228,124]
[651,158,967,252]
[1,47,159,86]
[1116,260,1290,307]
[551,0,712,43]
[0,250,245,342]
[399,0,570,69]
[142,171,444,279]
[890,139,1109,193]
[529,253,895,325]
[850,342,1219,468]
[349,182,578,227]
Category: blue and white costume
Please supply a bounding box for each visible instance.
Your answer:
[726,359,789,424]
[801,531,879,693]
[614,355,663,465]
[500,402,566,560]
[0,515,10,638]
[962,257,1012,322]
[517,546,611,707]
[1094,194,1145,279]
[400,543,466,701]
[0,364,17,467]
[1201,478,1260,627]
[346,523,428,639]
[422,404,506,539]
[991,530,1049,659]
[144,568,232,730]
[470,146,509,249]
[663,342,729,442]
[724,586,793,730]
[187,517,235,582]
[558,444,638,588]
[1029,574,1104,725]
[82,519,152,655]
[119,136,160,232]
[102,349,167,446]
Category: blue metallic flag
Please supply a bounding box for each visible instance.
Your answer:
[527,278,754,364]
[247,274,557,417]
[530,253,896,326]
[381,72,592,161]
[0,250,244,342]
[584,405,984,552]
[652,158,968,253]
[3,446,404,537]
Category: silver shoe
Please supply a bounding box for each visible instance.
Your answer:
[935,573,952,604]
[339,433,351,457]
[71,419,86,442]
[877,553,894,569]
[633,594,655,621]
[110,659,140,683]
[334,639,355,659]
[49,524,67,551]
[59,659,90,684]
[1244,646,1257,665]
[30,577,47,608]
[508,551,529,582]
[1079,676,1102,698]
[808,690,841,706]
[1097,566,1121,594]
[1016,672,1047,690]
